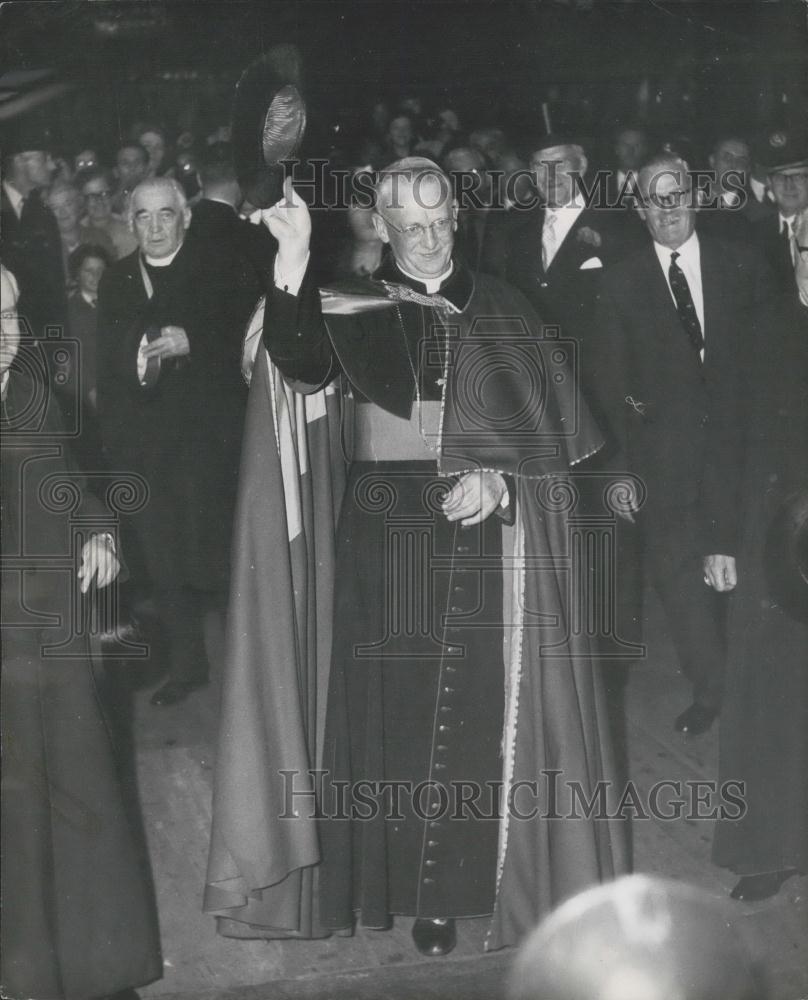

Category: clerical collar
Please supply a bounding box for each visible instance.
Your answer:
[144,245,182,267]
[396,261,454,294]
[377,254,475,312]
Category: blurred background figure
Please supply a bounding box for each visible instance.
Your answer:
[385,114,415,163]
[712,209,808,903]
[76,166,139,259]
[508,875,768,1000]
[47,179,115,273]
[608,122,649,204]
[111,142,150,216]
[135,123,171,178]
[67,243,109,471]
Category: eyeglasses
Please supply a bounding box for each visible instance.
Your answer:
[646,188,692,210]
[380,216,454,242]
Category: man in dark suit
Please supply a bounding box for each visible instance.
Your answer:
[1,126,65,341]
[505,133,644,350]
[97,177,262,706]
[751,127,808,294]
[697,132,775,244]
[186,141,273,287]
[588,154,761,735]
[505,134,647,735]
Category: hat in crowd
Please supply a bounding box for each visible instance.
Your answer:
[508,875,767,1000]
[522,130,590,158]
[1,117,54,158]
[231,44,306,209]
[755,126,808,173]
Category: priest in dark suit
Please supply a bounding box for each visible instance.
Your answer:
[97,177,262,706]
[588,153,764,735]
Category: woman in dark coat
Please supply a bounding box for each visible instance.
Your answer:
[1,264,162,999]
[712,248,808,900]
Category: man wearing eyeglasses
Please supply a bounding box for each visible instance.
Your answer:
[752,127,808,293]
[250,158,628,956]
[76,166,138,260]
[588,154,768,738]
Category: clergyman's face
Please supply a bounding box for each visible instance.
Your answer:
[639,166,697,250]
[131,185,190,258]
[373,175,456,280]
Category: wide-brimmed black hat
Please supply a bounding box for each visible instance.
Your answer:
[231,44,306,209]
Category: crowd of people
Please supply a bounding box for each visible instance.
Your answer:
[1,80,807,1000]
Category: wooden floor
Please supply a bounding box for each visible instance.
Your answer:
[119,596,808,1000]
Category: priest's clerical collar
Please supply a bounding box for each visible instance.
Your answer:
[144,244,182,267]
[397,260,453,294]
[378,254,474,311]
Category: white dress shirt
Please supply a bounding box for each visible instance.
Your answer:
[2,180,24,219]
[653,230,705,360]
[542,203,584,270]
[779,214,797,266]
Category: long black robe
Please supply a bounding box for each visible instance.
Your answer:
[1,369,162,999]
[213,256,628,948]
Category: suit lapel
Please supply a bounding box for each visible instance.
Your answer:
[699,236,724,368]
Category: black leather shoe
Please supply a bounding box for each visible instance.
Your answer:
[150,679,206,707]
[412,917,456,956]
[730,870,797,902]
[674,703,717,735]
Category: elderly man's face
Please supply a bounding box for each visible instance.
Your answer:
[639,166,696,250]
[769,166,808,217]
[530,144,586,207]
[373,175,456,280]
[131,185,190,258]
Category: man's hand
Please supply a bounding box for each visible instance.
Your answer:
[78,535,121,594]
[442,471,506,527]
[261,176,311,274]
[703,554,737,592]
[141,325,190,360]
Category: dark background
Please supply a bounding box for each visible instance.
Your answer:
[1,1,806,161]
